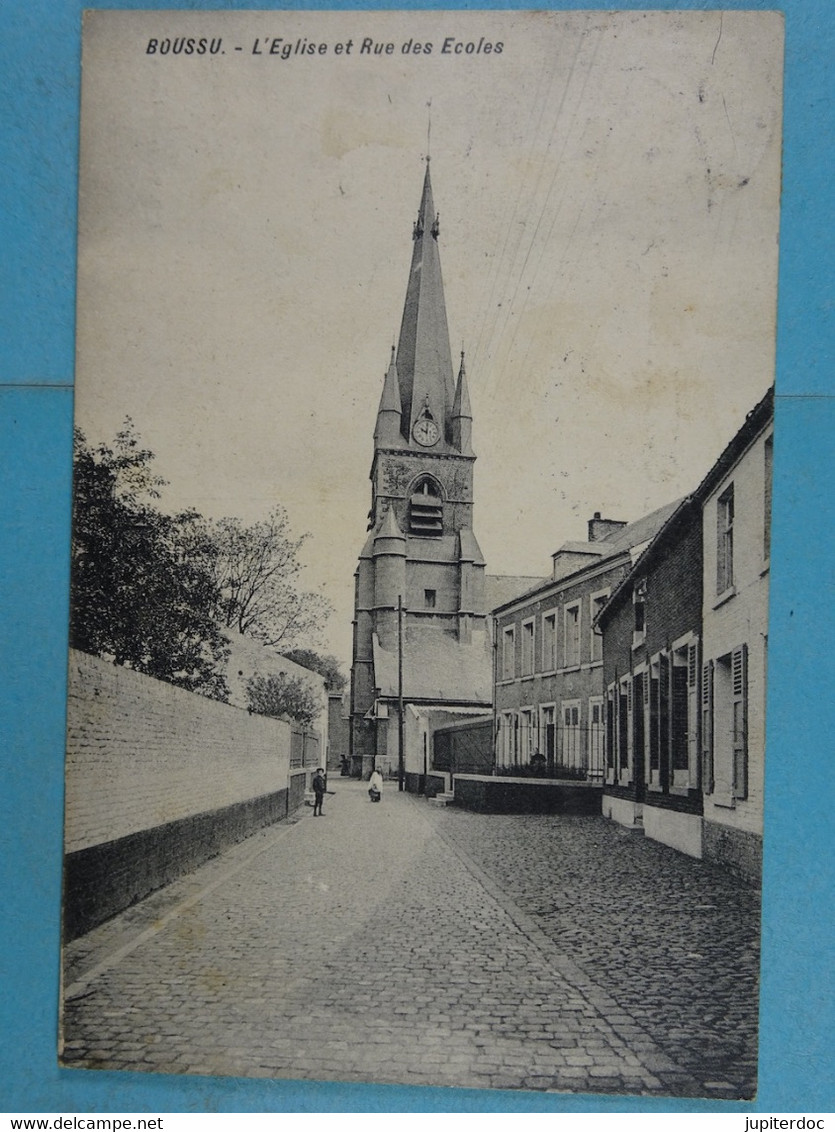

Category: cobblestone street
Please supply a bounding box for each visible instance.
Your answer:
[62,782,759,1099]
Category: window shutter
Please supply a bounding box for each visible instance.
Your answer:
[659,653,670,789]
[671,663,689,772]
[649,670,660,774]
[701,660,714,794]
[732,645,748,799]
[618,685,629,774]
[687,643,699,786]
[688,644,698,689]
[606,689,615,771]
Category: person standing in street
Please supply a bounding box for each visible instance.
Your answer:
[312,767,326,817]
[368,767,383,802]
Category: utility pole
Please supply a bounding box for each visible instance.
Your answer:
[491,630,498,774]
[398,593,405,791]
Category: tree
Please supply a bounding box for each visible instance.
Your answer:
[70,422,230,700]
[283,649,347,692]
[208,508,332,650]
[245,672,319,728]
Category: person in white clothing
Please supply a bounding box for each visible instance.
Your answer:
[368,769,383,799]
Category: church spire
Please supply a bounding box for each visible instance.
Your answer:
[374,345,403,446]
[395,161,456,446]
[452,349,473,455]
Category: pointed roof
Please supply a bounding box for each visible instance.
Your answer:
[375,504,405,543]
[374,346,403,446]
[395,162,456,442]
[452,351,472,419]
[458,526,485,566]
[378,346,402,414]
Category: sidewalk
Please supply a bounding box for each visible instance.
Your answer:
[61,781,755,1097]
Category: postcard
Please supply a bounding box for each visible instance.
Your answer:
[61,9,783,1100]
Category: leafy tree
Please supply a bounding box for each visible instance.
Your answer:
[208,508,332,649]
[283,649,347,692]
[245,671,320,728]
[70,422,230,700]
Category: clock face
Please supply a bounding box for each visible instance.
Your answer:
[413,417,439,446]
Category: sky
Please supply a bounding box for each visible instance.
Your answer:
[74,9,783,670]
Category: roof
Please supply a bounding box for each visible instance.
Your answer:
[484,574,548,611]
[597,498,686,555]
[491,498,683,615]
[458,527,486,566]
[406,705,493,731]
[595,386,775,629]
[593,497,698,629]
[555,541,607,557]
[452,352,472,419]
[372,628,492,703]
[692,385,774,502]
[396,163,456,442]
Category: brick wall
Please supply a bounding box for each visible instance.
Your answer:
[63,650,299,938]
[601,592,634,690]
[65,650,293,853]
[602,510,701,689]
[453,775,602,814]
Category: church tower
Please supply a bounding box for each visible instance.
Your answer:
[350,162,490,779]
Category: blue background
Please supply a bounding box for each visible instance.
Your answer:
[2,0,832,1114]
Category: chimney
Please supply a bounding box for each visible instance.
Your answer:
[588,512,628,543]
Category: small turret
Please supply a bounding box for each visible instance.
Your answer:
[374,346,404,447]
[452,351,473,455]
[373,506,406,647]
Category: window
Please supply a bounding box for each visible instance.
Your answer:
[501,626,515,680]
[541,704,556,771]
[499,711,516,763]
[632,672,645,785]
[564,603,581,667]
[657,654,669,787]
[617,678,631,779]
[670,655,689,774]
[424,589,436,610]
[542,611,557,671]
[588,697,605,779]
[562,701,581,770]
[633,579,646,646]
[717,483,734,594]
[649,658,661,784]
[521,619,535,676]
[519,707,536,761]
[590,590,609,663]
[409,478,443,537]
[764,434,773,560]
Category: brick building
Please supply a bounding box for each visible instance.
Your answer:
[595,387,773,879]
[596,499,704,856]
[491,502,680,780]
